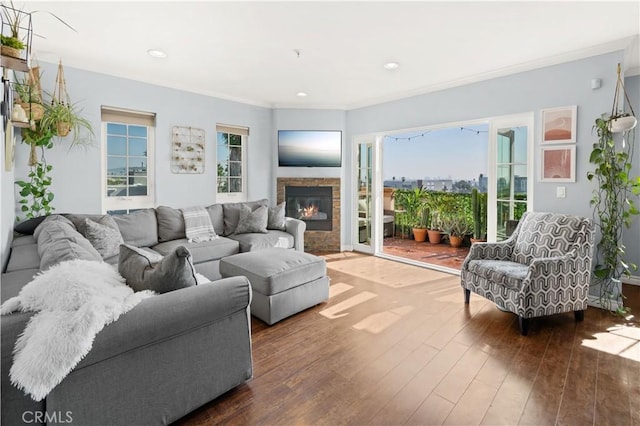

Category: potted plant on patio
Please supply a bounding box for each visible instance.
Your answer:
[393,187,429,241]
[427,210,443,244]
[442,214,472,248]
[412,206,430,242]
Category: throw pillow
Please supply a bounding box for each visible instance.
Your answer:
[84,217,125,259]
[112,209,159,247]
[14,216,48,235]
[234,204,268,234]
[156,206,186,242]
[118,244,198,294]
[65,214,111,236]
[33,215,76,240]
[35,219,102,271]
[222,199,269,235]
[181,206,218,242]
[267,202,286,231]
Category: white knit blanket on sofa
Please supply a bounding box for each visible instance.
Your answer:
[0,259,154,401]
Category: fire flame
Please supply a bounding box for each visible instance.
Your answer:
[302,205,319,218]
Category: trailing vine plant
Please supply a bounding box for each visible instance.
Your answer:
[587,117,639,314]
[15,127,56,219]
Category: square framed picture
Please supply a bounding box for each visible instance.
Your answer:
[540,145,576,182]
[541,105,577,144]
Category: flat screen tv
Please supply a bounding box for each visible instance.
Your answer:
[278,130,342,167]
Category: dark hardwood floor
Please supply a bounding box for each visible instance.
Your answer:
[176,253,640,425]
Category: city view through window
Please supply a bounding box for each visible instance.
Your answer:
[383,124,489,193]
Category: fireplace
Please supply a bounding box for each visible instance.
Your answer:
[285,186,333,231]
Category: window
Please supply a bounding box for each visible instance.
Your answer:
[216,124,248,202]
[101,107,156,214]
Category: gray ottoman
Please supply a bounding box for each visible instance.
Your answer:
[219,248,329,325]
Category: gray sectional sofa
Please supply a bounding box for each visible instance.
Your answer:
[1,199,306,425]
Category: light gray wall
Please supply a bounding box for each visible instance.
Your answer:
[273,109,347,247]
[624,75,640,277]
[346,51,632,262]
[12,62,273,216]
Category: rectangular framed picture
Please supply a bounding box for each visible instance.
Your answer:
[540,145,576,182]
[541,105,577,144]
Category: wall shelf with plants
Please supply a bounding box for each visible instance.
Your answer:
[1,3,32,70]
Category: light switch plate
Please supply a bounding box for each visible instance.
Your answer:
[556,186,566,198]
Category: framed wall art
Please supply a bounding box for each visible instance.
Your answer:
[172,126,205,174]
[541,105,577,144]
[540,145,576,182]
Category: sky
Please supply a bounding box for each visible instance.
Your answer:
[383,124,488,182]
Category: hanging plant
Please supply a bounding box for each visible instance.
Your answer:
[38,60,94,145]
[14,61,93,221]
[587,64,640,314]
[14,66,45,121]
[15,127,55,219]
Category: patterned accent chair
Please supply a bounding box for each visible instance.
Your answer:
[461,212,595,335]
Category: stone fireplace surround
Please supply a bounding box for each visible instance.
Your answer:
[277,178,341,252]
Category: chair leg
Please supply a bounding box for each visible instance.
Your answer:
[463,288,470,304]
[574,310,585,322]
[518,316,529,336]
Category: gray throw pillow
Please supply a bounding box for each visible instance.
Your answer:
[222,199,269,235]
[234,204,268,234]
[84,217,125,259]
[118,244,198,294]
[267,202,286,231]
[33,215,76,240]
[156,206,186,242]
[35,219,102,271]
[65,214,110,236]
[112,209,159,247]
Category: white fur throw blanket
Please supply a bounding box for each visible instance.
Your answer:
[0,259,155,401]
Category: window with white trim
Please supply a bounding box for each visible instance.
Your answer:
[101,107,156,214]
[216,124,248,202]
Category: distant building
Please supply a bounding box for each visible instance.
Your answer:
[514,176,527,194]
[422,179,453,191]
[383,179,416,189]
[478,174,488,193]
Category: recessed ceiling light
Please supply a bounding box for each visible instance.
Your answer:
[147,49,167,58]
[384,62,399,70]
[297,92,308,97]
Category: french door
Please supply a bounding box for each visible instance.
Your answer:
[352,113,533,258]
[353,136,382,254]
[488,114,534,241]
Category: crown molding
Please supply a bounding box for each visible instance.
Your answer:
[346,35,639,111]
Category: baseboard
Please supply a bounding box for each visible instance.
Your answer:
[587,294,623,311]
[622,275,640,286]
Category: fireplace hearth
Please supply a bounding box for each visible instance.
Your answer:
[285,186,332,231]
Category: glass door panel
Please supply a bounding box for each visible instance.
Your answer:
[488,115,533,242]
[357,143,374,248]
[495,126,528,241]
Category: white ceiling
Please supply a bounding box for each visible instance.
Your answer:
[22,1,640,110]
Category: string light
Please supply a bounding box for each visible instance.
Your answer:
[384,126,487,142]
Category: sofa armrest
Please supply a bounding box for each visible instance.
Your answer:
[461,239,515,269]
[524,252,591,292]
[285,217,306,252]
[75,276,252,370]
